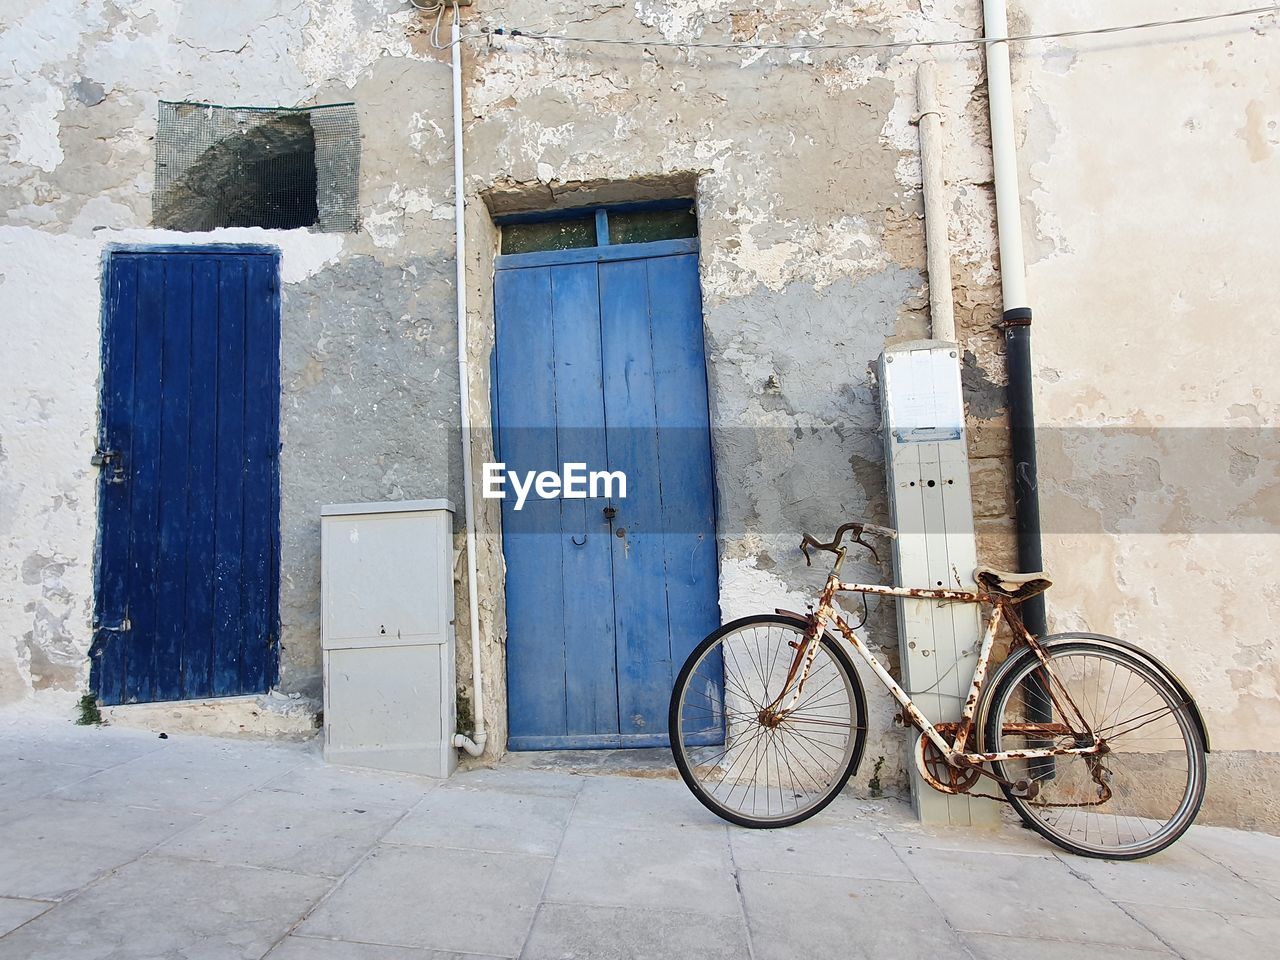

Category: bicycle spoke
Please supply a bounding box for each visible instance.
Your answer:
[987,641,1203,858]
[673,619,860,825]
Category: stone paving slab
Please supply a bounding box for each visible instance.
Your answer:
[1186,825,1280,882]
[521,902,749,960]
[267,936,494,960]
[0,898,50,938]
[383,785,576,857]
[297,845,552,957]
[0,854,331,960]
[48,736,305,815]
[962,932,1176,960]
[738,869,967,960]
[157,784,411,878]
[0,799,202,900]
[899,844,1170,950]
[544,820,740,916]
[2,711,1279,960]
[728,817,914,882]
[1063,840,1280,917]
[1117,903,1280,960]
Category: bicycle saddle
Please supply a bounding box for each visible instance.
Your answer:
[974,566,1052,602]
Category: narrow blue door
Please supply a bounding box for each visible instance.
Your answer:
[495,243,719,749]
[92,247,281,705]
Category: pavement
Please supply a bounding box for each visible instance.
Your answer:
[0,712,1277,960]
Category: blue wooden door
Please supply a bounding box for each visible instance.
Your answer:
[495,245,719,749]
[92,247,280,705]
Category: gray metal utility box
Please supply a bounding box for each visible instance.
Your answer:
[320,499,457,778]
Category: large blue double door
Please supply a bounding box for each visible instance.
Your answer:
[92,247,280,705]
[495,248,719,749]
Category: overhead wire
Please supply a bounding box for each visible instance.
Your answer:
[423,3,1279,54]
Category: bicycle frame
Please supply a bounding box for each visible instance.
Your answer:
[779,571,1101,769]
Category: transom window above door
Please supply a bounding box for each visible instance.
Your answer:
[499,201,698,255]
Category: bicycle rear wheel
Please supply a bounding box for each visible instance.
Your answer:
[669,615,867,828]
[984,641,1206,859]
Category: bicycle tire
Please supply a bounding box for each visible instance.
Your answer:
[669,615,868,829]
[983,640,1206,859]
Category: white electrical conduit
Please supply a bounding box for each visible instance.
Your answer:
[982,0,1030,311]
[448,3,487,758]
[914,59,955,342]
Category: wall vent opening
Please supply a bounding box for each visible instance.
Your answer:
[153,101,360,233]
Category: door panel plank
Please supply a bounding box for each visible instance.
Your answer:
[239,256,278,694]
[549,263,618,738]
[645,255,720,687]
[93,258,138,706]
[121,257,167,702]
[599,258,676,738]
[211,258,247,697]
[495,266,569,741]
[181,259,220,698]
[152,256,194,701]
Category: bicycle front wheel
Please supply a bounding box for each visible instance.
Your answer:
[984,641,1206,859]
[669,615,867,828]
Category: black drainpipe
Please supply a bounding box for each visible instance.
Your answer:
[1002,307,1047,641]
[1003,307,1053,774]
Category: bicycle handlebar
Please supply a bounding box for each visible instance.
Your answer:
[800,520,897,566]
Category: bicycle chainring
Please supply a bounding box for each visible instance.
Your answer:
[914,735,982,795]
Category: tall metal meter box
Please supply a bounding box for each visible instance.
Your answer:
[879,341,998,826]
[321,500,457,778]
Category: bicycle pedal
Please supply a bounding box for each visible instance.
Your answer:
[1010,779,1040,800]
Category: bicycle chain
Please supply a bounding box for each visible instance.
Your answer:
[962,753,1115,809]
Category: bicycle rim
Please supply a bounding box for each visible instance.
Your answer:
[987,642,1206,858]
[670,617,862,828]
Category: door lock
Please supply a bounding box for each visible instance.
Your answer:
[93,448,126,484]
[602,506,618,520]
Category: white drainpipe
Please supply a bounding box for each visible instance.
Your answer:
[982,0,1030,310]
[914,58,956,342]
[982,0,1049,646]
[449,6,487,758]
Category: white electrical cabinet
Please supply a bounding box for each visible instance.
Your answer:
[879,341,999,827]
[321,499,457,778]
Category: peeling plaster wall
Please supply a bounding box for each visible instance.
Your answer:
[4,0,1274,828]
[1014,1,1280,827]
[10,0,1271,830]
[2,0,1020,807]
[0,0,1021,799]
[0,2,463,711]
[462,0,1012,793]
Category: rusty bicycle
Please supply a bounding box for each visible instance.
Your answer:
[668,520,1208,859]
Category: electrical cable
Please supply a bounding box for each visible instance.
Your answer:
[463,4,1278,55]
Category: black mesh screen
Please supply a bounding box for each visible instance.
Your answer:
[153,101,360,233]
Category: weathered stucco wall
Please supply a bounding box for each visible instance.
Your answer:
[10,0,1270,831]
[1013,0,1280,827]
[0,1,464,712]
[1,1,1017,797]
